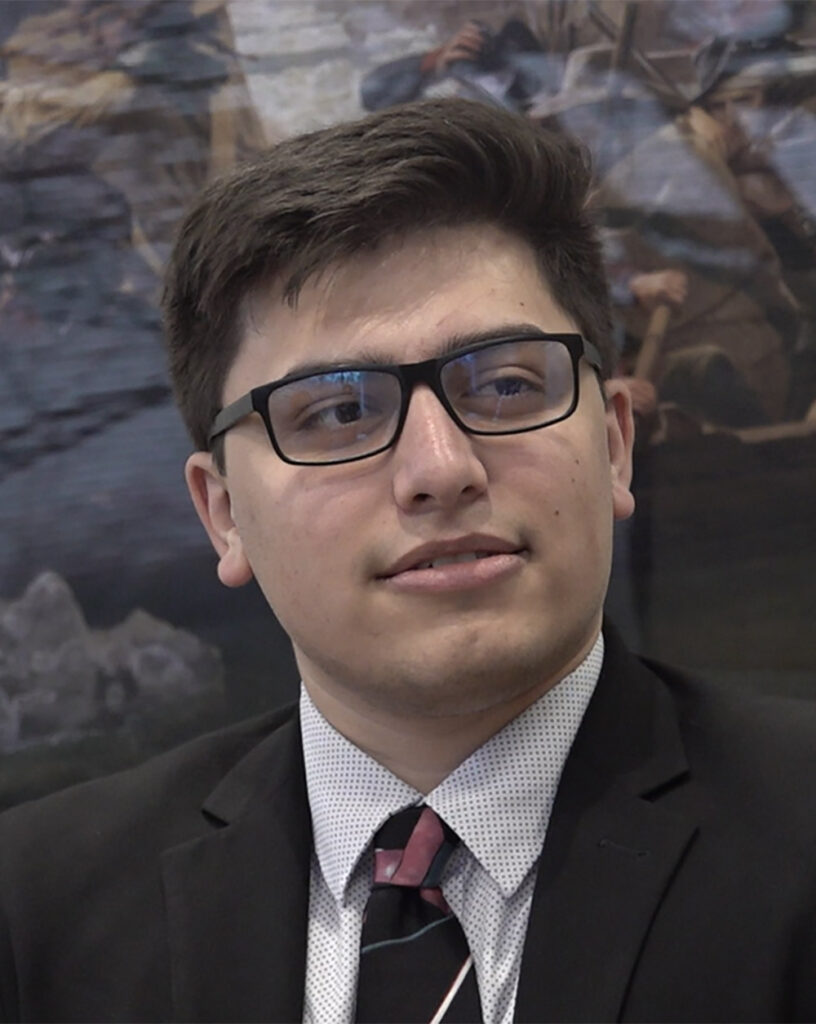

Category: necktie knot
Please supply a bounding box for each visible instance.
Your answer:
[373,806,457,890]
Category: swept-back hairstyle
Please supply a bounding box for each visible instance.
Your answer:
[162,97,613,460]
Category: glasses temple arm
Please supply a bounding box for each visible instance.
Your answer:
[208,391,256,444]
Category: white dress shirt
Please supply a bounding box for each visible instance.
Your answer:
[301,634,603,1024]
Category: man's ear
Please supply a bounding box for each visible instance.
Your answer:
[184,452,254,588]
[603,378,636,522]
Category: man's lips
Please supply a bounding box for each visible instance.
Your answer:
[378,534,526,578]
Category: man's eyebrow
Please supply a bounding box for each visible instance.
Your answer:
[281,323,549,378]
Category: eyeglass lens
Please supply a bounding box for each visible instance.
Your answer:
[269,370,402,462]
[266,338,576,463]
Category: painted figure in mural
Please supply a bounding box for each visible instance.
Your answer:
[0,98,814,1023]
[360,18,560,113]
[360,3,816,431]
[692,34,816,420]
[602,14,816,432]
[573,2,816,430]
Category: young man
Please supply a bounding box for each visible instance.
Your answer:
[1,99,815,1023]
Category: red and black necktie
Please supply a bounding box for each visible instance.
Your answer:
[355,805,483,1023]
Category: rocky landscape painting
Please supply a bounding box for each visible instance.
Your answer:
[2,0,815,806]
[0,572,225,808]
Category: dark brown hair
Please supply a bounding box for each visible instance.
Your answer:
[162,97,614,461]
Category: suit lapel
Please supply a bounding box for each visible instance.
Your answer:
[161,711,312,1023]
[515,628,699,1023]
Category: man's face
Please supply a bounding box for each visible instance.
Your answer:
[187,225,634,720]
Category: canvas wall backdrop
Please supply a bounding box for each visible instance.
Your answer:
[2,0,815,807]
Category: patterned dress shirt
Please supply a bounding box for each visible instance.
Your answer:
[301,633,603,1024]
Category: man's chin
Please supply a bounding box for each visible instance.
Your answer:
[338,642,564,720]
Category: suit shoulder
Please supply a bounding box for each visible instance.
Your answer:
[646,658,816,836]
[0,703,301,1021]
[0,702,298,855]
[648,657,816,753]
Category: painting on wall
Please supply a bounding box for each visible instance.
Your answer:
[2,0,815,808]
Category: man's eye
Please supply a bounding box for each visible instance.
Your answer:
[476,375,541,397]
[469,371,546,399]
[299,399,365,431]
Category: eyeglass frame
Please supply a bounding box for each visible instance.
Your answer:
[207,331,604,467]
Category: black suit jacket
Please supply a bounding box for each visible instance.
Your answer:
[1,627,815,1022]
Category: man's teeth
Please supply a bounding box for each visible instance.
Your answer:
[415,552,492,570]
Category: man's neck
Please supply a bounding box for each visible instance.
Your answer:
[300,636,599,793]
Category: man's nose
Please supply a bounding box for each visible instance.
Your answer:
[390,385,489,513]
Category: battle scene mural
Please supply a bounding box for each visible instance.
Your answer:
[2,0,815,807]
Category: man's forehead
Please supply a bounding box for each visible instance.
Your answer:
[245,223,543,320]
[230,224,573,390]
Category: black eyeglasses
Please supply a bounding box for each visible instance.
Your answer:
[208,332,602,466]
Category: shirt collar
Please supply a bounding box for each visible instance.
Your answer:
[301,633,603,902]
[301,695,421,901]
